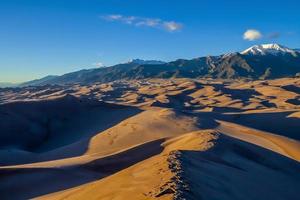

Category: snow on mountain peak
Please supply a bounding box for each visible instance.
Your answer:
[241,43,298,56]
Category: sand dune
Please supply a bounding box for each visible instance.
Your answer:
[37,130,300,200]
[217,120,300,161]
[0,78,300,199]
[0,95,141,165]
[36,130,217,200]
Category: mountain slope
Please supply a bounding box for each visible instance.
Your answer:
[128,59,166,65]
[21,44,300,86]
[20,75,59,87]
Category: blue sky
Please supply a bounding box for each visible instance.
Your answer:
[0,0,299,82]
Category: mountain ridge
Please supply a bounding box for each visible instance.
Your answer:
[21,43,300,86]
[127,59,166,65]
[241,43,298,56]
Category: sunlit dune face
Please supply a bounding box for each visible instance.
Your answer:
[0,78,300,200]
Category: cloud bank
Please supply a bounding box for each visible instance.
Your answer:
[101,14,183,32]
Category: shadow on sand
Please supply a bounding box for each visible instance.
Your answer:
[0,95,142,165]
[176,134,300,200]
[0,138,165,200]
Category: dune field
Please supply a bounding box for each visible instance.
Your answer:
[0,78,300,199]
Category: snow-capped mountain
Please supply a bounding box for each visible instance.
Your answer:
[241,43,298,57]
[20,44,300,86]
[128,59,166,65]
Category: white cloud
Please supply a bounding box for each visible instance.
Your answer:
[243,29,263,41]
[105,14,122,20]
[92,62,104,67]
[101,14,182,32]
[163,21,183,32]
[136,18,160,27]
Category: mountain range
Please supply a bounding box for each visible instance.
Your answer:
[18,44,300,86]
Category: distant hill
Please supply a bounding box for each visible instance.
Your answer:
[20,75,58,87]
[21,44,300,86]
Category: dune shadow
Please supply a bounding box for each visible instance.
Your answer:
[210,84,261,102]
[286,98,300,105]
[176,134,300,200]
[152,83,203,110]
[216,111,300,141]
[0,138,165,200]
[0,95,142,165]
[282,85,300,94]
[211,107,244,113]
[184,110,300,141]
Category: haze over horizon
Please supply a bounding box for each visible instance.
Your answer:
[1,0,300,82]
